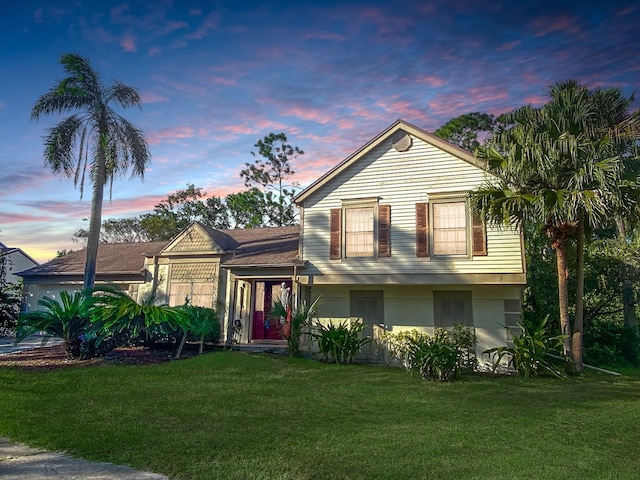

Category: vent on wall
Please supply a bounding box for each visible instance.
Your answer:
[391,129,412,152]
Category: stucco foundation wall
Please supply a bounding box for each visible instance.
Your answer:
[310,284,521,362]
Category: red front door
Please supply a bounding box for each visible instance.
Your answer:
[252,281,291,341]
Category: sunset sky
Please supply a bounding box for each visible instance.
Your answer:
[1,0,638,263]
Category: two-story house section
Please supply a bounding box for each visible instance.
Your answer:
[294,120,526,357]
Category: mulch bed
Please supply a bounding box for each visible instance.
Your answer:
[0,344,199,371]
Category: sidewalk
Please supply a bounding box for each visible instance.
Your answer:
[0,334,62,356]
[0,438,168,479]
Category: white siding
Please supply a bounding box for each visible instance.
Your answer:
[301,135,524,280]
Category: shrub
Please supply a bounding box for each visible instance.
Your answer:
[91,286,188,348]
[381,326,477,381]
[312,319,371,364]
[15,290,95,359]
[583,320,640,367]
[483,316,565,378]
[177,304,221,353]
[271,298,320,357]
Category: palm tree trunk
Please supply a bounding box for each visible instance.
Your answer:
[573,220,585,373]
[83,148,106,289]
[553,237,574,373]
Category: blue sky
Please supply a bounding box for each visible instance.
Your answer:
[1,0,638,262]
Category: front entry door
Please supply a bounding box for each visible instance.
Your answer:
[350,290,384,359]
[252,281,291,341]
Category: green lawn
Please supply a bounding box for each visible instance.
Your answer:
[1,352,639,479]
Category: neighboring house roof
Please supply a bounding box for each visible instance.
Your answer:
[0,246,39,267]
[294,119,486,204]
[17,241,168,278]
[220,226,302,267]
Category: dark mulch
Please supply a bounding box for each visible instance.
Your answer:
[0,344,200,371]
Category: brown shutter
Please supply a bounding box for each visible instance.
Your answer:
[416,202,429,257]
[378,205,391,257]
[472,214,487,256]
[330,208,342,260]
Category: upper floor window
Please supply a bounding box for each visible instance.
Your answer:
[433,202,467,255]
[330,201,390,260]
[345,207,374,257]
[416,199,486,258]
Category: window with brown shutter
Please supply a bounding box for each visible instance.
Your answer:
[378,205,391,257]
[330,208,342,260]
[472,214,487,256]
[416,202,429,257]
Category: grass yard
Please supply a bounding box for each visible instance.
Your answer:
[1,351,639,479]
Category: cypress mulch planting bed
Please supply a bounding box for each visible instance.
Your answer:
[0,343,196,370]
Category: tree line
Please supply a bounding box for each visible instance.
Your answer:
[73,132,302,244]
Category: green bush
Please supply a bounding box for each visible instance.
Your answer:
[484,316,565,378]
[583,320,639,367]
[16,290,95,359]
[177,304,221,353]
[271,298,320,357]
[381,326,477,381]
[312,320,371,364]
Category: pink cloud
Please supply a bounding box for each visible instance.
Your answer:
[497,40,521,51]
[415,76,445,87]
[523,95,548,106]
[530,15,582,37]
[147,126,197,145]
[0,212,55,224]
[375,99,430,124]
[120,34,137,52]
[141,92,169,104]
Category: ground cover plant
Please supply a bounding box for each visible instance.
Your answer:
[1,352,639,479]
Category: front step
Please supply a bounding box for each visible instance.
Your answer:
[229,343,288,355]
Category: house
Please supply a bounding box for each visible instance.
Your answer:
[0,241,38,285]
[18,119,526,358]
[292,120,525,356]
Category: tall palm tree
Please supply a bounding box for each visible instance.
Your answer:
[471,80,632,373]
[31,53,150,289]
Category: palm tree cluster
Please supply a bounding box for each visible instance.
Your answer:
[471,80,639,373]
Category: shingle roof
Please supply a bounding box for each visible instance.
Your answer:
[17,225,302,277]
[17,241,168,277]
[219,226,302,267]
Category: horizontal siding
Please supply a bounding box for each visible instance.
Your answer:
[301,135,523,278]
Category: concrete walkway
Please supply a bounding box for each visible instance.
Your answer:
[0,334,62,356]
[0,438,168,479]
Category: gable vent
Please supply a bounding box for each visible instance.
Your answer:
[391,130,412,152]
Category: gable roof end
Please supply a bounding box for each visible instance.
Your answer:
[294,119,486,204]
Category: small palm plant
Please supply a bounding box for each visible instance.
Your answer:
[16,290,95,359]
[271,296,320,357]
[483,316,566,378]
[91,286,189,351]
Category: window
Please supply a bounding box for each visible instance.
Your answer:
[433,291,473,328]
[433,202,467,255]
[416,201,486,258]
[345,207,374,257]
[330,202,390,260]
